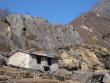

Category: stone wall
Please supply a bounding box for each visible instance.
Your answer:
[29,54,47,71]
[29,54,59,72]
[50,58,59,72]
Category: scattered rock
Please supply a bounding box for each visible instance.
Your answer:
[0,55,7,66]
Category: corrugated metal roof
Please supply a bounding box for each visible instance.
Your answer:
[30,51,57,58]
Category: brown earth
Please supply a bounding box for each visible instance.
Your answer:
[69,12,110,48]
[0,67,80,83]
[9,78,65,83]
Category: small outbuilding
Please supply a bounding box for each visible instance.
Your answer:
[8,51,59,72]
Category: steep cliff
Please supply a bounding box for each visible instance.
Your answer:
[0,15,81,56]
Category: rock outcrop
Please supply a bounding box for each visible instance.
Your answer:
[58,45,110,71]
[0,55,7,66]
[0,15,81,55]
[1,1,110,55]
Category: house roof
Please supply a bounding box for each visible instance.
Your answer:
[30,51,57,58]
[11,50,57,58]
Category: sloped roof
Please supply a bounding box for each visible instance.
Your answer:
[11,50,57,58]
[30,51,57,58]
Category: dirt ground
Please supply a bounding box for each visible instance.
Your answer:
[10,79,81,83]
[0,67,80,83]
[9,78,65,83]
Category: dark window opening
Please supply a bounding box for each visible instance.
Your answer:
[36,56,41,64]
[22,27,26,31]
[47,58,52,66]
[22,27,26,36]
[44,66,50,71]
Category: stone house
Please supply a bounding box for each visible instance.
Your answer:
[8,51,59,72]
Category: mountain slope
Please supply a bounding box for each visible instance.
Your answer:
[0,0,110,83]
[69,12,110,48]
[91,0,110,16]
[69,0,110,48]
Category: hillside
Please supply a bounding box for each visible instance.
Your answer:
[69,12,110,48]
[0,0,110,83]
[91,0,110,16]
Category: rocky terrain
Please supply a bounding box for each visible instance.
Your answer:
[0,0,110,83]
[69,12,110,48]
[91,0,110,17]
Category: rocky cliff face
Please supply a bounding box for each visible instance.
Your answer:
[0,15,81,56]
[1,0,110,55]
[2,13,110,55]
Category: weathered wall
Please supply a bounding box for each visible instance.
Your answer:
[29,54,59,71]
[29,54,38,69]
[8,52,30,68]
[29,55,47,71]
[50,58,59,72]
